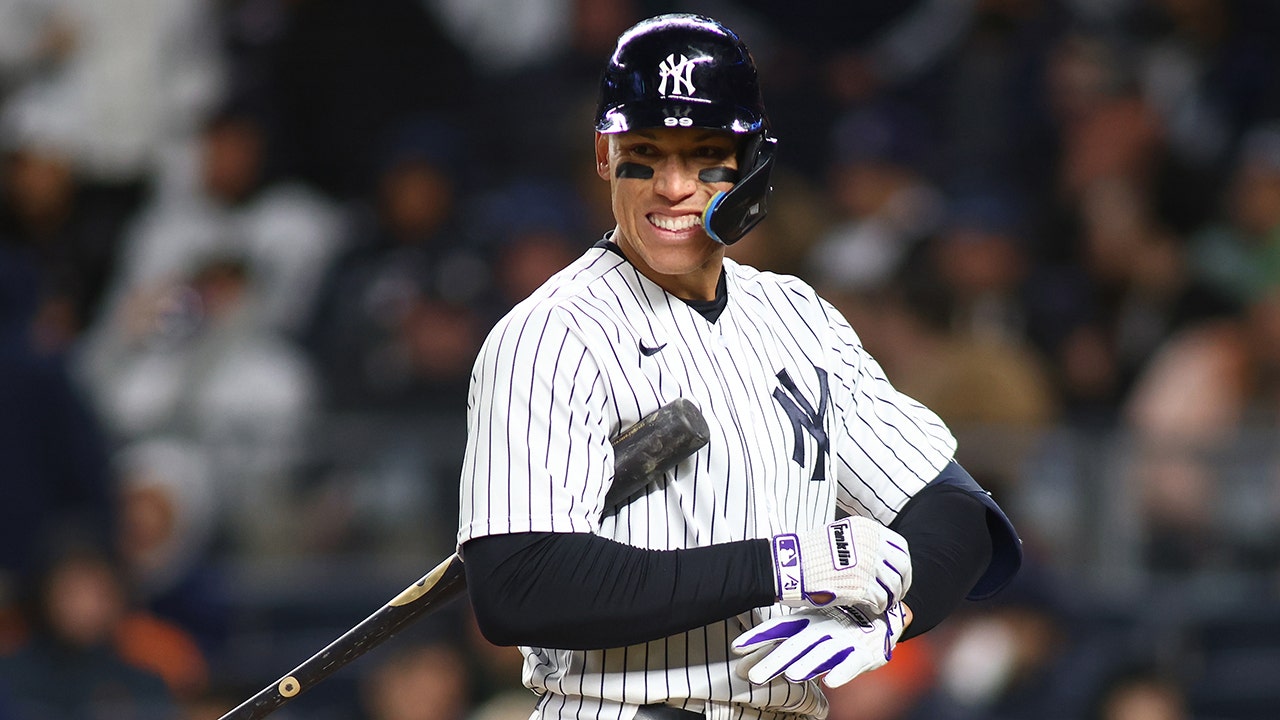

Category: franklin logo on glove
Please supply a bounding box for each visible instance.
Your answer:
[828,520,856,570]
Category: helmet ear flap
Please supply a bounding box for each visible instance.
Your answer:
[703,134,777,245]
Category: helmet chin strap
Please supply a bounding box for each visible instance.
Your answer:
[702,134,777,245]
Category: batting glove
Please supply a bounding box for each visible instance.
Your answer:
[769,516,911,613]
[732,602,907,688]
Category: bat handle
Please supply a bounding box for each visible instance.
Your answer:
[217,554,468,720]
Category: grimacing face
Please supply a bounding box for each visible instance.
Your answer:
[595,127,740,301]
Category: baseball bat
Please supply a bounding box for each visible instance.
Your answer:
[219,398,710,720]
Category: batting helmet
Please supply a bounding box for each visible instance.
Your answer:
[596,14,777,245]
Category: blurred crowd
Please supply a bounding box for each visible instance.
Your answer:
[3,0,1280,718]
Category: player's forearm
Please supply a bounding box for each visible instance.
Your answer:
[463,531,776,649]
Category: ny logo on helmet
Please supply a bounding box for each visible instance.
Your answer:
[658,53,697,97]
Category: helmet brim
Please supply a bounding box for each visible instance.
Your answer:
[596,99,765,135]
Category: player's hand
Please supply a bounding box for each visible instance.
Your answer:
[731,602,907,687]
[769,516,911,613]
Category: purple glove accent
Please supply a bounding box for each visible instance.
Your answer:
[802,646,857,680]
[793,635,832,661]
[737,617,810,645]
[880,592,902,661]
[734,603,907,688]
[772,533,805,601]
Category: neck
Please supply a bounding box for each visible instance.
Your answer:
[610,229,725,301]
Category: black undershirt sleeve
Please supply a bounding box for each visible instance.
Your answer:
[890,484,993,641]
[464,465,995,649]
[462,532,775,649]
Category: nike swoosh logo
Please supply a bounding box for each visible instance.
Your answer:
[639,342,667,357]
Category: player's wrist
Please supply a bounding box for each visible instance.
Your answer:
[769,517,913,613]
[770,533,810,605]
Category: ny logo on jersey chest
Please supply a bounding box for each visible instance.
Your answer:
[773,367,830,481]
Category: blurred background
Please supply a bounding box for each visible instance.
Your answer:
[2,0,1280,718]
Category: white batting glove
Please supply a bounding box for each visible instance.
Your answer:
[732,602,907,688]
[769,516,911,613]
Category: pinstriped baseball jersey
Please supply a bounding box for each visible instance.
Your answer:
[457,239,957,720]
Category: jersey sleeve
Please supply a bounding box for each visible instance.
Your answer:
[821,297,958,525]
[457,302,614,544]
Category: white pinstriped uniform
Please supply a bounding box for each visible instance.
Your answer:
[457,240,957,720]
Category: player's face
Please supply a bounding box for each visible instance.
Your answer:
[596,127,739,301]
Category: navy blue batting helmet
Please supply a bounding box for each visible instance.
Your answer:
[596,14,768,135]
[596,14,777,245]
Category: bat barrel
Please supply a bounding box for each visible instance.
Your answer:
[605,398,710,509]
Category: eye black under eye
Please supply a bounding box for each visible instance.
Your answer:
[698,167,738,183]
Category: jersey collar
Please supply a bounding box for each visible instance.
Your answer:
[595,234,727,322]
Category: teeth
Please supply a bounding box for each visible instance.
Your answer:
[649,214,702,231]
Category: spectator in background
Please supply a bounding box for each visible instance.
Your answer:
[1044,32,1165,208]
[1189,121,1280,306]
[0,540,186,719]
[0,246,116,647]
[0,0,226,273]
[304,116,487,415]
[358,630,472,720]
[1025,30,1237,424]
[469,177,588,323]
[1119,280,1280,574]
[805,100,946,349]
[77,248,320,556]
[1085,662,1191,720]
[297,117,486,556]
[114,438,229,661]
[0,139,127,348]
[920,0,1064,212]
[1077,177,1237,404]
[1077,126,1280,577]
[889,189,1058,494]
[1128,0,1280,234]
[427,0,641,182]
[907,561,1094,720]
[1140,121,1280,456]
[929,188,1034,343]
[718,0,982,176]
[98,102,347,340]
[0,0,224,184]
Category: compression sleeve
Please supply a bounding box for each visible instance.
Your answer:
[890,465,997,640]
[465,460,1012,649]
[462,532,776,649]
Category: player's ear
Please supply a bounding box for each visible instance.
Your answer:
[595,133,611,181]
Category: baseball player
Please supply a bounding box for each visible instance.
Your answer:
[456,14,1021,720]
